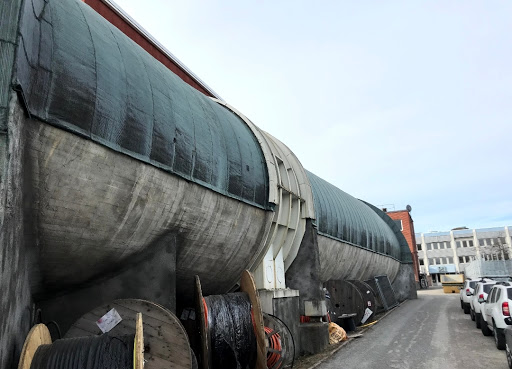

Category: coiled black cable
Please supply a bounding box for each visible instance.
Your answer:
[203,292,257,369]
[30,335,134,369]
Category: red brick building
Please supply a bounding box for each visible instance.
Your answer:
[82,0,219,98]
[385,209,420,284]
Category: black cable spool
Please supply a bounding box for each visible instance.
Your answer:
[203,293,257,369]
[18,313,144,369]
[30,334,134,369]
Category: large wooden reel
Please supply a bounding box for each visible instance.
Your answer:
[324,280,375,325]
[65,299,192,369]
[19,314,144,369]
[348,280,377,323]
[17,324,52,369]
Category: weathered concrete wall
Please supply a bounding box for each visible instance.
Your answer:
[23,119,273,299]
[286,220,324,315]
[272,297,300,359]
[0,99,33,369]
[317,235,401,283]
[37,233,178,336]
[299,323,329,356]
[391,263,418,302]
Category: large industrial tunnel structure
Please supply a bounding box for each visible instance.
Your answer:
[0,0,416,368]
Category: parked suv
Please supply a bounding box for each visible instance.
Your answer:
[470,278,496,328]
[460,278,477,314]
[481,282,512,349]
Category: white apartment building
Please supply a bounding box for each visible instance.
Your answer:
[415,226,512,283]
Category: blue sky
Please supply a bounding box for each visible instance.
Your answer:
[114,0,511,233]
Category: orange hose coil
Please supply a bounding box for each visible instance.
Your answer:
[264,326,282,369]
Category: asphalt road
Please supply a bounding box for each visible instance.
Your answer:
[318,288,507,369]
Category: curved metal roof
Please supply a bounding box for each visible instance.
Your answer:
[306,171,402,260]
[16,0,268,208]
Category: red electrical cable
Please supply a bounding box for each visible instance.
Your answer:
[202,297,208,329]
[265,326,282,369]
[300,315,311,323]
[251,308,257,334]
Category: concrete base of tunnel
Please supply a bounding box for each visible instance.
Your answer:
[391,263,418,302]
[299,322,329,356]
[36,232,178,337]
[285,220,325,315]
[21,115,273,300]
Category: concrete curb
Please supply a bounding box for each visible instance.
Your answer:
[305,300,409,369]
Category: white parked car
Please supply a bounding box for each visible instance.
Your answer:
[460,278,477,314]
[481,282,512,349]
[470,279,496,328]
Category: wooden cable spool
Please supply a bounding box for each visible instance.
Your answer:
[324,280,371,325]
[17,324,52,369]
[195,275,209,369]
[18,314,144,369]
[263,313,294,369]
[195,270,266,369]
[347,280,377,323]
[65,299,191,369]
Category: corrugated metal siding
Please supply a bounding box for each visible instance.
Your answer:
[306,170,401,260]
[15,0,269,209]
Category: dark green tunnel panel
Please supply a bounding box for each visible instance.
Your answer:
[306,171,401,260]
[361,201,413,264]
[15,0,268,208]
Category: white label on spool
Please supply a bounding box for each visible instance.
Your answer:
[96,308,122,333]
[361,308,373,324]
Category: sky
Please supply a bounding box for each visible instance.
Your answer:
[114,0,511,233]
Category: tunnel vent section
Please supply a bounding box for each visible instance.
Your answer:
[211,99,315,290]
